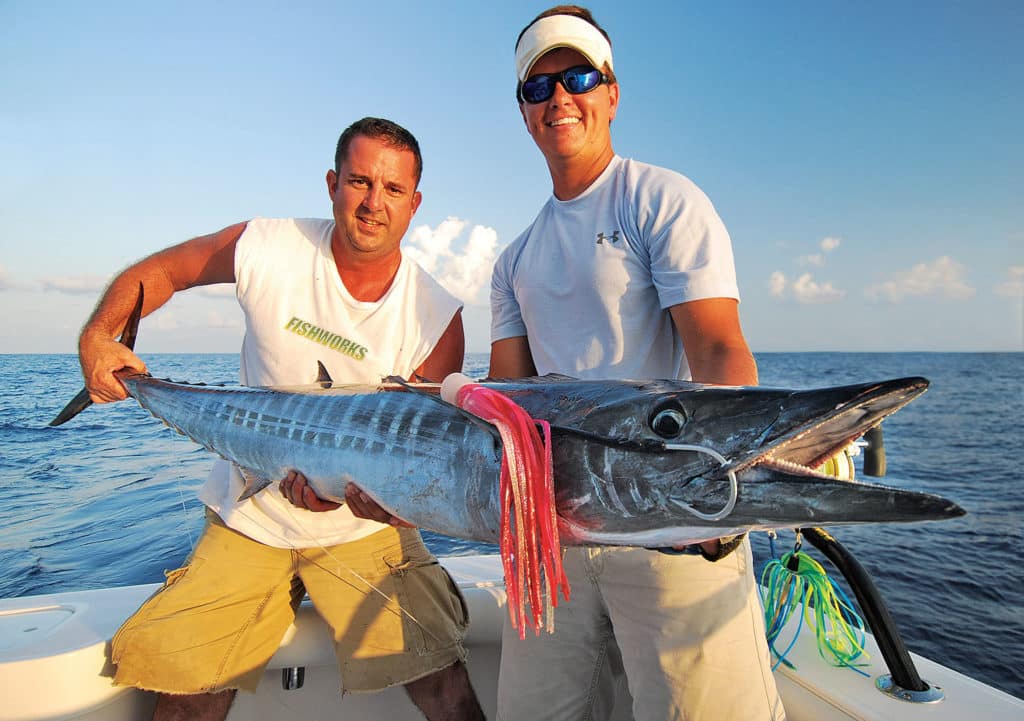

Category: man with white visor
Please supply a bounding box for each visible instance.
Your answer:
[489,6,786,721]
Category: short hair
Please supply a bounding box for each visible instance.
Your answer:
[516,5,617,83]
[334,117,423,186]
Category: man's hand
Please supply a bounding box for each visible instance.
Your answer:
[698,539,720,556]
[279,471,342,512]
[345,482,415,527]
[79,333,148,403]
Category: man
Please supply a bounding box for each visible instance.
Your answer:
[489,7,785,721]
[79,117,485,721]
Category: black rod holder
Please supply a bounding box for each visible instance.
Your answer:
[800,527,928,693]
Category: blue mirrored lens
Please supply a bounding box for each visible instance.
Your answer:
[520,65,604,104]
[563,67,601,93]
[522,75,555,103]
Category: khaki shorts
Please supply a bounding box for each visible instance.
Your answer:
[111,514,469,694]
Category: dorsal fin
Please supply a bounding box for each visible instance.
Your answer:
[316,361,334,389]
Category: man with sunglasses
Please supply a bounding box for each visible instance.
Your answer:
[490,7,785,721]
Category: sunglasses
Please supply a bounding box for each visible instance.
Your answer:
[517,65,610,104]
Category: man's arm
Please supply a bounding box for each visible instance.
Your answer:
[80,222,246,403]
[670,296,756,557]
[413,310,465,382]
[488,336,537,378]
[669,298,757,386]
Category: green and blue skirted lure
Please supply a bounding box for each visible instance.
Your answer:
[761,534,870,676]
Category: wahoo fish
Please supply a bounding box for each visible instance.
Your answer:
[50,295,964,548]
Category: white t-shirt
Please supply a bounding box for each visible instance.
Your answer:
[491,155,739,380]
[199,217,463,548]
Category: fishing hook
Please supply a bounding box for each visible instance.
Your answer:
[661,442,739,522]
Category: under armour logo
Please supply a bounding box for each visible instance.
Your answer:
[596,230,621,245]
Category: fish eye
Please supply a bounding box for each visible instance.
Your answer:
[650,404,686,438]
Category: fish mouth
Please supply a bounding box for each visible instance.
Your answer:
[721,376,930,478]
[708,376,965,524]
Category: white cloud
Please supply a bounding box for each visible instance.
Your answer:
[147,308,180,330]
[405,217,465,274]
[864,256,975,303]
[206,309,241,329]
[767,271,844,303]
[793,236,840,269]
[994,265,1024,297]
[404,217,498,305]
[197,283,237,299]
[35,275,234,300]
[131,305,240,334]
[791,273,846,304]
[39,274,109,296]
[821,236,841,252]
[0,265,19,291]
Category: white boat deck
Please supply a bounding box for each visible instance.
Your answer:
[1,554,1020,721]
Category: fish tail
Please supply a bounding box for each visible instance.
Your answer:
[49,282,144,426]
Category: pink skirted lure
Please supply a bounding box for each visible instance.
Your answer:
[441,373,570,637]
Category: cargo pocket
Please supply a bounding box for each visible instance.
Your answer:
[380,544,468,656]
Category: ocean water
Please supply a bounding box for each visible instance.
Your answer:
[1,352,1021,699]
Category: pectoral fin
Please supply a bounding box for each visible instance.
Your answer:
[236,467,275,501]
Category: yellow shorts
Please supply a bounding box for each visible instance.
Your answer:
[111,514,469,694]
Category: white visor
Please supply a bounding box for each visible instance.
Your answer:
[515,14,614,82]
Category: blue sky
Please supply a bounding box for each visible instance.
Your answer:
[2,0,1021,353]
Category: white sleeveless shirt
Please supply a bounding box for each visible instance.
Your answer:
[198,217,463,548]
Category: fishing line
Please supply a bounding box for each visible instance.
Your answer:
[175,483,196,552]
[231,501,438,642]
[760,531,869,676]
